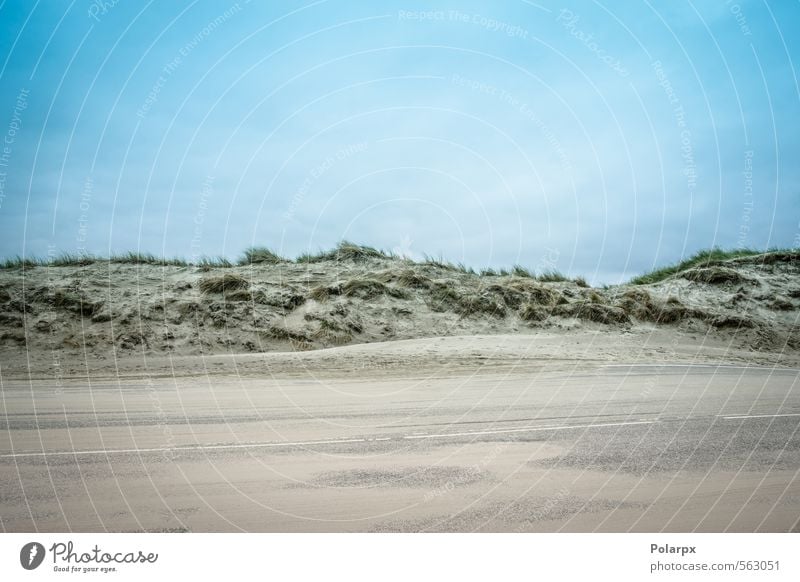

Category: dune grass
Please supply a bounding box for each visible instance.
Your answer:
[110,252,188,266]
[197,256,233,270]
[298,241,392,263]
[537,269,569,282]
[239,247,286,265]
[49,252,97,266]
[3,244,794,286]
[629,248,771,285]
[198,273,249,294]
[0,256,41,269]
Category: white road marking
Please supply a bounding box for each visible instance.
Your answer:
[722,413,800,420]
[7,413,795,460]
[602,363,800,371]
[401,420,654,440]
[0,437,368,459]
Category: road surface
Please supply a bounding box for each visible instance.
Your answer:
[1,338,799,532]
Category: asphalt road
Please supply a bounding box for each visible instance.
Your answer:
[1,359,799,532]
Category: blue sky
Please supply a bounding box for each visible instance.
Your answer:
[0,0,797,283]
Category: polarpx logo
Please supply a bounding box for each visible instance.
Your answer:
[19,542,45,570]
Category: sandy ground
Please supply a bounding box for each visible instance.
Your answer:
[1,334,799,533]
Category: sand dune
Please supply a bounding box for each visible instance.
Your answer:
[0,248,798,376]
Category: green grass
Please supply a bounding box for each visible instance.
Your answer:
[537,269,568,282]
[0,256,41,269]
[629,247,770,285]
[196,256,233,270]
[511,265,533,278]
[49,252,97,267]
[110,252,188,266]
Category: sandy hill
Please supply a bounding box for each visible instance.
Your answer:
[1,244,798,375]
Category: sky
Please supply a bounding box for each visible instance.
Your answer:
[0,0,797,284]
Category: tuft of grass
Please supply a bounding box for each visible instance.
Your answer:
[298,240,390,263]
[519,303,549,322]
[574,276,589,288]
[49,252,97,267]
[456,293,506,318]
[308,284,343,302]
[480,268,497,277]
[342,278,410,300]
[537,269,568,282]
[485,283,528,309]
[680,266,746,285]
[196,256,233,271]
[377,268,432,289]
[239,247,285,265]
[629,247,767,285]
[422,254,458,271]
[511,265,533,278]
[555,302,630,325]
[198,274,249,294]
[263,325,312,345]
[110,251,187,266]
[1,256,40,269]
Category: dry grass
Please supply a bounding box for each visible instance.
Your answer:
[308,285,342,302]
[519,303,549,322]
[50,253,97,267]
[555,302,630,325]
[681,267,747,285]
[0,256,40,269]
[196,256,233,270]
[342,278,410,300]
[456,293,506,318]
[537,269,568,282]
[428,281,463,312]
[298,241,391,263]
[110,252,188,266]
[240,247,286,265]
[628,247,788,285]
[198,274,249,294]
[377,268,432,289]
